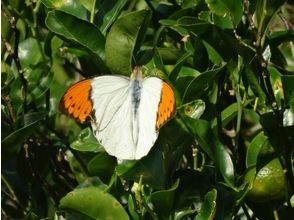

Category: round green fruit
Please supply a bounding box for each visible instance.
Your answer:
[245,158,286,202]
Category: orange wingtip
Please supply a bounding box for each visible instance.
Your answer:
[156,82,176,129]
[60,79,93,123]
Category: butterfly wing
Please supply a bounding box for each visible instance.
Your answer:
[60,79,93,123]
[90,76,139,159]
[135,77,176,159]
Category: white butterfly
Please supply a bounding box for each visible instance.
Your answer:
[60,66,176,160]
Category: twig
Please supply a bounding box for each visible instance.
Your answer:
[2,8,28,112]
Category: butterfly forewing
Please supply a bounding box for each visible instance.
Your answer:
[60,79,93,123]
[135,77,163,159]
[156,81,176,129]
[90,76,139,159]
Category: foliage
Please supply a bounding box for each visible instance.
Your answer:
[2,0,294,219]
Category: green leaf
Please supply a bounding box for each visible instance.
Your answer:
[27,70,54,103]
[246,131,268,168]
[70,128,103,152]
[283,108,294,127]
[281,75,294,107]
[182,118,235,186]
[259,112,294,154]
[116,146,166,190]
[205,0,243,26]
[41,0,87,19]
[18,38,43,68]
[169,52,193,82]
[178,64,226,102]
[245,67,267,105]
[195,189,217,220]
[176,17,245,62]
[181,0,202,8]
[255,0,286,38]
[211,103,238,132]
[79,0,96,12]
[127,195,140,220]
[60,187,129,220]
[179,99,205,119]
[268,66,284,108]
[150,179,179,219]
[105,9,151,75]
[87,152,117,183]
[45,10,105,59]
[2,111,47,157]
[96,0,128,34]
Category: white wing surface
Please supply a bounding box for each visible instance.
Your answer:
[90,76,137,159]
[135,77,162,159]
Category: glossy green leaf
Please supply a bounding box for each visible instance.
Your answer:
[181,0,201,8]
[105,9,151,75]
[87,152,117,183]
[211,103,239,132]
[70,128,103,152]
[269,30,294,47]
[41,0,87,19]
[127,195,140,220]
[179,64,226,102]
[176,17,244,61]
[96,0,128,34]
[27,70,54,103]
[246,131,268,168]
[283,108,294,127]
[255,0,286,37]
[245,67,267,105]
[79,0,96,12]
[178,66,201,78]
[281,75,294,106]
[205,0,242,26]
[18,38,43,68]
[170,52,193,82]
[195,189,217,220]
[179,99,205,119]
[182,117,235,186]
[45,10,105,58]
[268,66,284,107]
[259,112,294,156]
[150,179,179,218]
[60,187,129,220]
[116,145,166,189]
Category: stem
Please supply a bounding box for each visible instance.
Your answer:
[256,0,267,49]
[273,206,279,220]
[90,0,97,23]
[1,174,18,203]
[235,82,243,170]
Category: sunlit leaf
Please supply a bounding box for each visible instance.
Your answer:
[45,10,105,59]
[41,0,87,19]
[60,187,129,220]
[195,189,217,220]
[70,128,103,152]
[105,9,151,75]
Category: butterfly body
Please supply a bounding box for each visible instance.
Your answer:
[61,67,176,160]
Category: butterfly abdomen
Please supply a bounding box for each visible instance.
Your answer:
[131,79,142,117]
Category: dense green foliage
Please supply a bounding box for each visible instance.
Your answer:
[2,0,294,219]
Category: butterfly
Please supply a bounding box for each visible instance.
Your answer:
[60,66,176,160]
